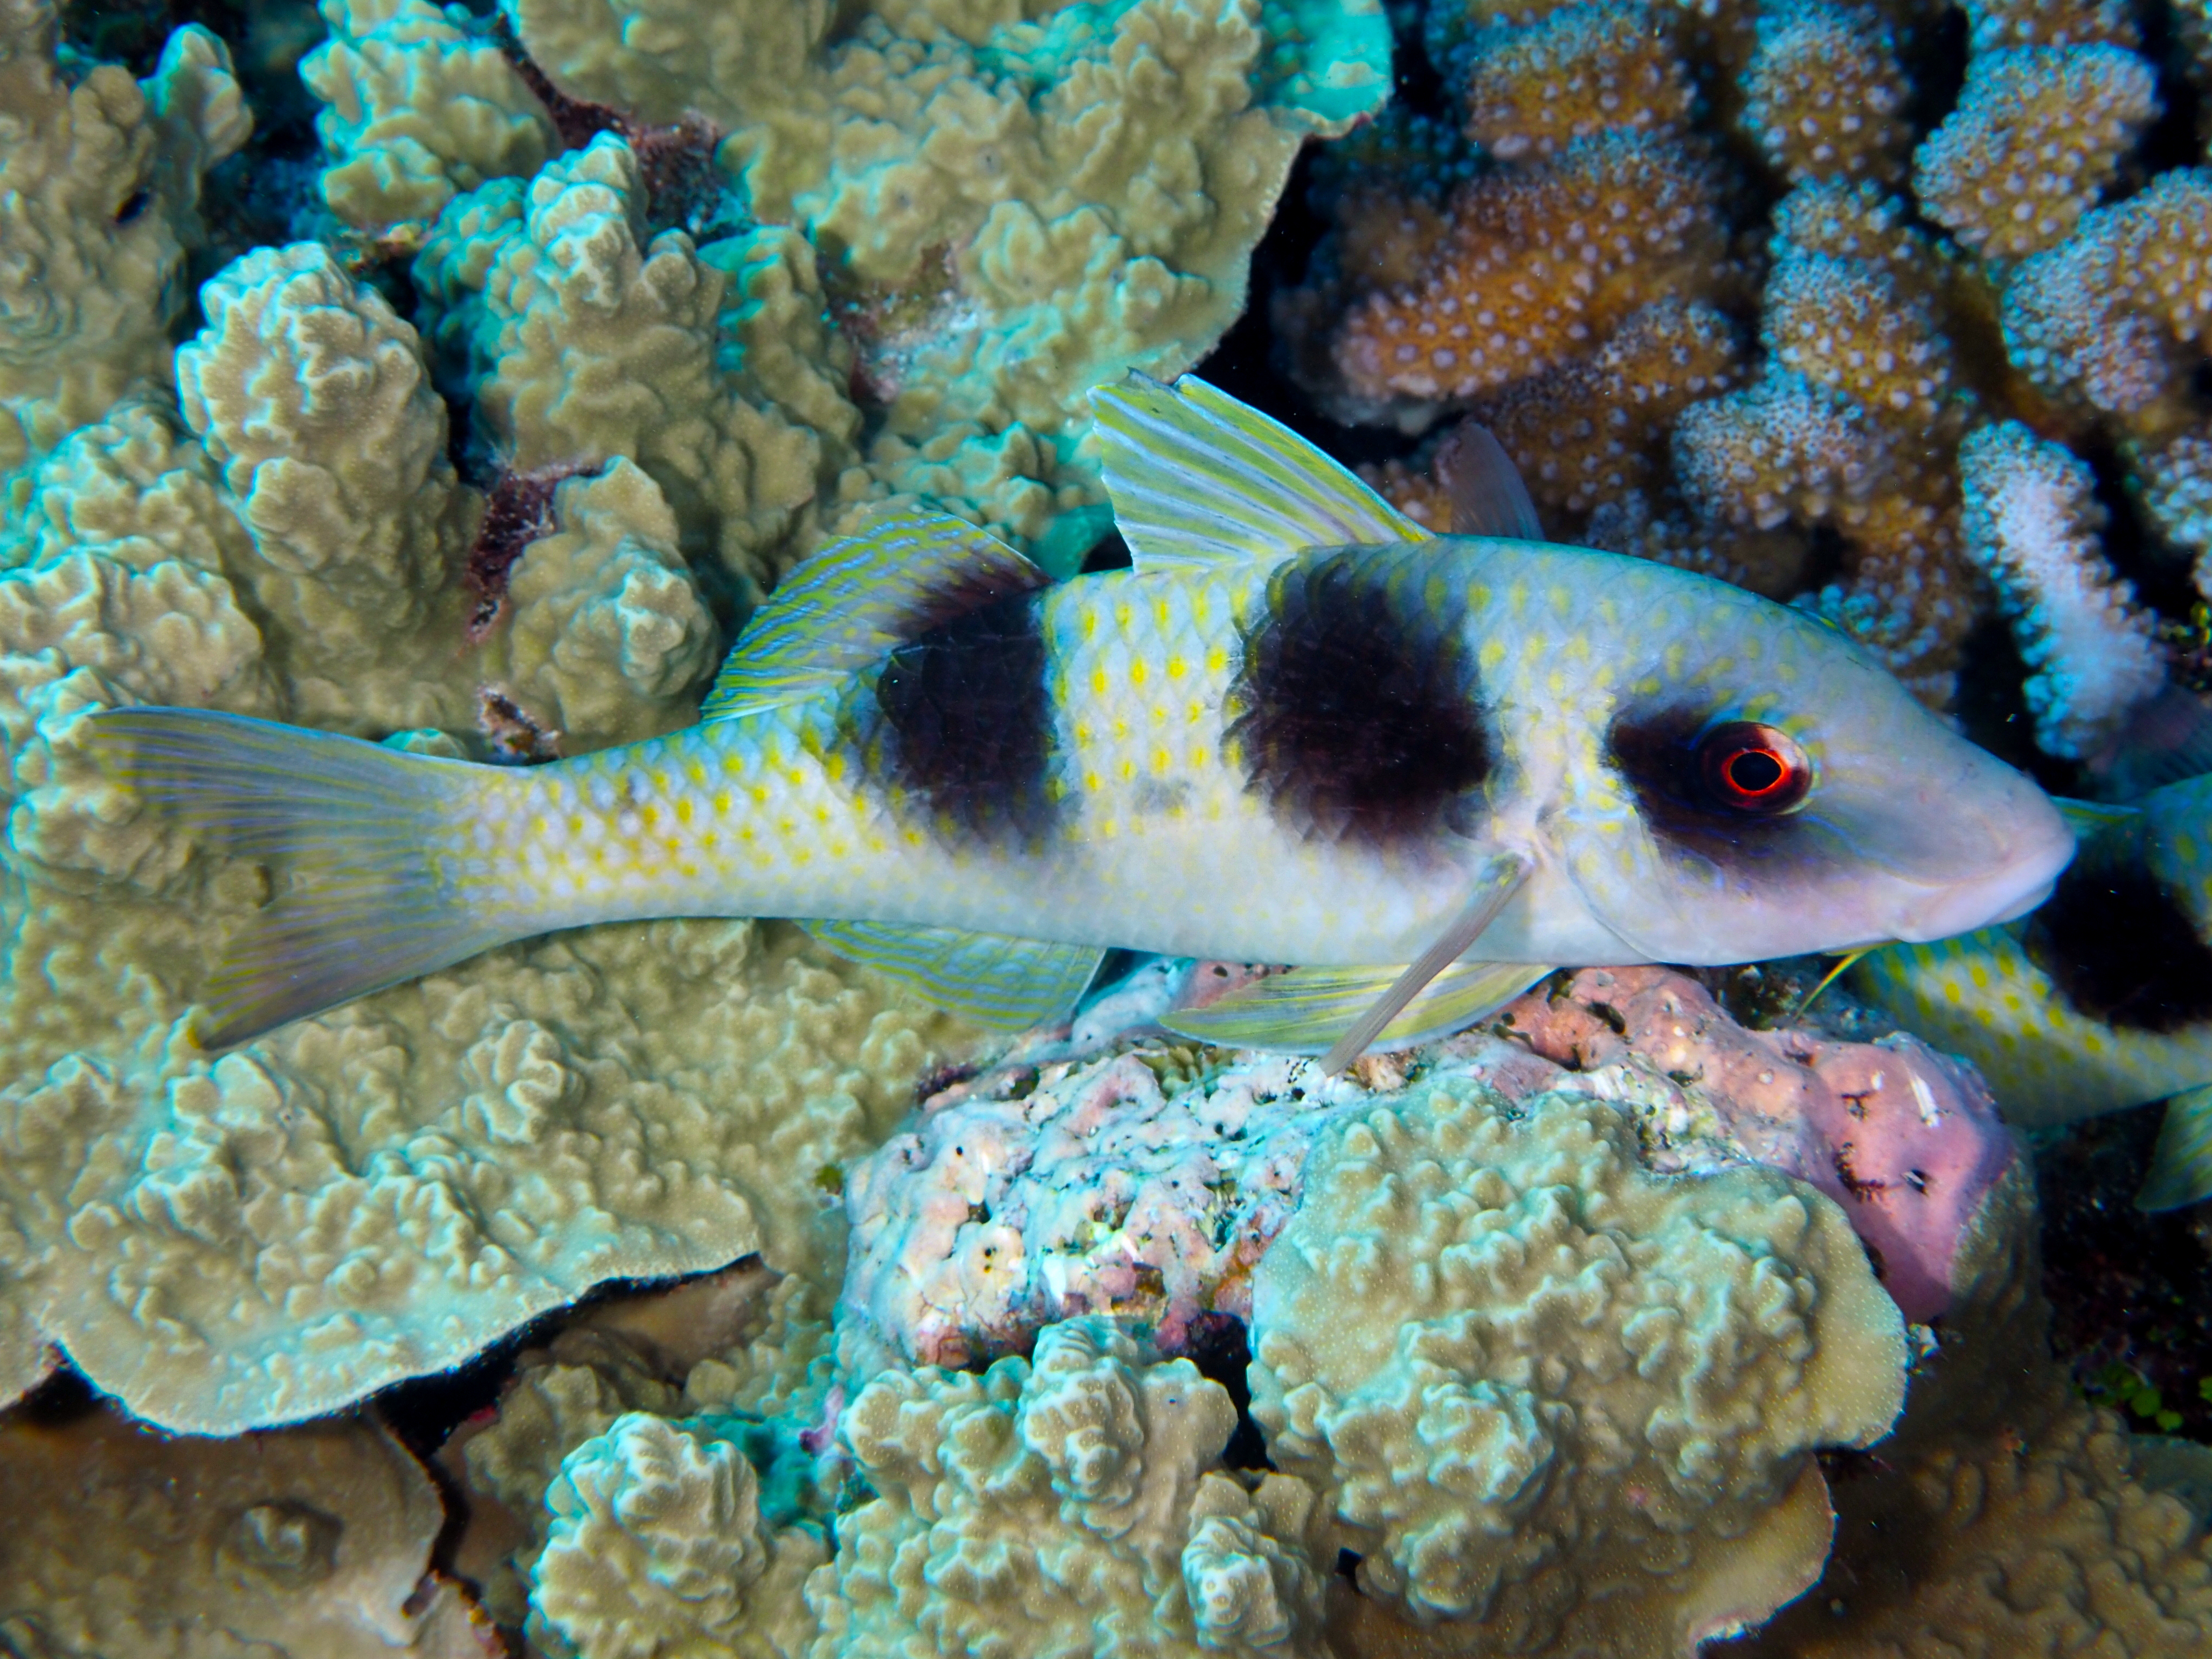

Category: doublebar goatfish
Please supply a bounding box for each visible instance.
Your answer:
[87,376,2073,1072]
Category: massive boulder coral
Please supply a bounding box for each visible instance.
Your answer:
[300,0,559,237]
[838,965,2012,1375]
[533,1409,825,1659]
[1250,1081,1907,1655]
[0,0,250,468]
[806,1314,1332,1658]
[479,0,1391,573]
[1732,1172,2212,1657]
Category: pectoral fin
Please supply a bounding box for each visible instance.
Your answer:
[1162,855,1539,1069]
[800,920,1104,1032]
[2137,1083,2212,1212]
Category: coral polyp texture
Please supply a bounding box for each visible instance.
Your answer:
[1300,0,2210,738]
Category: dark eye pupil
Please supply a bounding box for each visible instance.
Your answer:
[1726,749,1783,794]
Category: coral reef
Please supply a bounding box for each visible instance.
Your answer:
[1503,967,2016,1322]
[1299,0,2206,732]
[838,966,2011,1375]
[0,0,250,468]
[0,917,957,1434]
[10,0,2212,1650]
[807,1314,1332,1658]
[1253,1079,1905,1655]
[1730,1170,2212,1657]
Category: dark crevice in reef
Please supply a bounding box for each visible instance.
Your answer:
[2036,1106,2212,1444]
[1186,1312,1275,1471]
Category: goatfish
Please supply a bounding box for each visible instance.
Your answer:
[87,376,2073,1073]
[1854,770,2212,1210]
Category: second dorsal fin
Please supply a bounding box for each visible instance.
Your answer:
[1088,374,1430,571]
[700,510,1047,724]
[1434,421,1545,541]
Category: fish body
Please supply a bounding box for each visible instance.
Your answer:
[1854,773,2212,1207]
[89,377,2072,1057]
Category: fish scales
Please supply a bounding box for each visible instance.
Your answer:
[84,373,2072,1055]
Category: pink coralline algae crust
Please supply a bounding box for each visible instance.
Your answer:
[1502,967,2016,1323]
[841,965,2015,1371]
[837,1051,1327,1372]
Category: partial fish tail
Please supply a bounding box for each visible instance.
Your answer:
[84,707,519,1048]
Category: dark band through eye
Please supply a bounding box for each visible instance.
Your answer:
[1697,722,1809,813]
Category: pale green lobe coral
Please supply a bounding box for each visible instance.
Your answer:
[487,458,718,751]
[0,217,927,1433]
[804,1315,1330,1658]
[175,241,482,733]
[493,0,1390,573]
[533,1412,826,1659]
[498,0,831,131]
[417,136,844,591]
[0,0,249,468]
[0,921,965,1434]
[1250,1084,1906,1654]
[0,399,278,894]
[299,0,559,235]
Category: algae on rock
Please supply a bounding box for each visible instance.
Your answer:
[0,1398,482,1655]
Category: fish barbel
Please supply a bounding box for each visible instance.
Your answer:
[87,376,2072,1066]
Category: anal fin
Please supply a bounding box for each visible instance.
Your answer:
[801,919,1104,1032]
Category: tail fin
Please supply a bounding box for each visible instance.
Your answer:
[84,707,511,1048]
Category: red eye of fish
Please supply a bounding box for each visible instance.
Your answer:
[1697,722,1810,814]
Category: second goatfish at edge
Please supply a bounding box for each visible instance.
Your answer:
[85,375,2075,1072]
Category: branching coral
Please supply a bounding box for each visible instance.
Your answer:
[1913,46,2159,260]
[1961,420,2166,758]
[1740,0,1912,186]
[1331,133,1725,409]
[1304,0,2207,741]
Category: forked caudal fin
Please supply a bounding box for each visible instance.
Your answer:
[82,708,512,1049]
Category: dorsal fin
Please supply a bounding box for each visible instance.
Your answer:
[1088,374,1430,571]
[1434,421,1544,540]
[700,510,1047,724]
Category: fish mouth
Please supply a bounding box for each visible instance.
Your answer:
[1883,813,2075,942]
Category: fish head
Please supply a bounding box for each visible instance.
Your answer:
[1517,554,2073,963]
